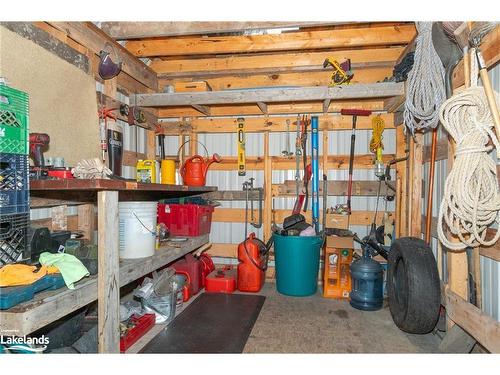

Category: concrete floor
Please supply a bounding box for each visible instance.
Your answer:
[243,283,441,353]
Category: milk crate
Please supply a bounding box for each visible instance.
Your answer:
[0,85,29,155]
[0,212,30,265]
[0,153,29,215]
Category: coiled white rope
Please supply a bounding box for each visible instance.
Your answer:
[404,22,446,134]
[437,50,500,250]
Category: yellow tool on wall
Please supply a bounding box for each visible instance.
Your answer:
[323,58,354,86]
[370,114,385,178]
[237,117,246,176]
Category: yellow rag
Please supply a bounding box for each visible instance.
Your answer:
[0,264,60,287]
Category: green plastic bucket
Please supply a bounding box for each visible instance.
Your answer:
[273,233,324,296]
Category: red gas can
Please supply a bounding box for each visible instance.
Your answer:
[205,266,237,293]
[198,253,215,288]
[237,233,266,293]
[171,254,202,295]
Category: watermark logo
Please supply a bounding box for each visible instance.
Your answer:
[0,335,49,353]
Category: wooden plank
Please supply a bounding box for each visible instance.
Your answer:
[132,82,405,107]
[442,285,500,353]
[49,22,157,91]
[213,208,393,226]
[264,131,272,242]
[0,22,90,74]
[102,22,351,39]
[395,125,407,237]
[0,236,209,337]
[160,68,392,91]
[274,180,396,196]
[152,47,404,77]
[159,113,395,134]
[409,133,423,236]
[126,24,416,57]
[78,204,95,243]
[146,130,156,160]
[123,150,147,167]
[209,154,395,171]
[452,25,500,89]
[97,190,120,353]
[157,100,387,118]
[423,137,449,163]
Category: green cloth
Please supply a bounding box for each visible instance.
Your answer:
[39,252,90,289]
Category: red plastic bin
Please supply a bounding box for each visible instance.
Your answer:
[158,203,214,237]
[119,313,155,353]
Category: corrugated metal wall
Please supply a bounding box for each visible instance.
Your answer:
[161,118,395,246]
[423,64,500,321]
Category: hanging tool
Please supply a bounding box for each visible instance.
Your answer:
[98,107,116,163]
[237,117,246,176]
[323,58,354,86]
[322,174,327,233]
[311,116,320,233]
[301,115,311,212]
[281,119,293,158]
[370,115,385,178]
[242,178,263,229]
[341,109,372,213]
[294,114,302,197]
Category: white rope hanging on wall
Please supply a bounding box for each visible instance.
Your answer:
[404,22,446,134]
[437,50,500,250]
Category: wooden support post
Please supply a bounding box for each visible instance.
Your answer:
[78,204,95,244]
[146,130,156,160]
[97,190,120,353]
[395,125,407,238]
[323,99,331,114]
[409,133,423,237]
[263,131,272,242]
[322,129,329,174]
[192,104,211,116]
[103,77,117,99]
[189,132,198,155]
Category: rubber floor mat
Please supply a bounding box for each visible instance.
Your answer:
[141,293,265,353]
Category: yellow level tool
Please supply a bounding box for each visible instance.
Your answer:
[237,117,246,176]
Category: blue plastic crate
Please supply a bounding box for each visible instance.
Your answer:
[0,212,29,265]
[0,152,29,215]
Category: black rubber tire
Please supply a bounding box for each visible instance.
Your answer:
[387,237,440,334]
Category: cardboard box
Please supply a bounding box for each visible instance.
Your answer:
[326,213,349,229]
[326,235,354,249]
[324,235,354,299]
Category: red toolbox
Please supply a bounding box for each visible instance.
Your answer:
[158,203,214,237]
[119,313,155,353]
[205,266,237,294]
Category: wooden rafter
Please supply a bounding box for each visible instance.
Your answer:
[125,24,416,57]
[131,82,404,107]
[100,21,351,39]
[151,47,405,77]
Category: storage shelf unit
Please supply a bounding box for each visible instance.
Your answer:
[0,179,217,353]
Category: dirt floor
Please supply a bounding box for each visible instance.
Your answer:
[243,283,441,353]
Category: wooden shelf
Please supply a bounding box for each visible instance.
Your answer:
[0,235,209,337]
[29,179,218,207]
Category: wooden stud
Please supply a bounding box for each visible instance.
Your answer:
[409,132,423,237]
[146,130,156,160]
[97,190,120,353]
[263,131,272,242]
[78,204,95,244]
[395,125,407,237]
[323,99,331,114]
[257,102,268,115]
[192,104,211,116]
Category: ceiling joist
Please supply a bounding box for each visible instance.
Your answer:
[125,24,416,57]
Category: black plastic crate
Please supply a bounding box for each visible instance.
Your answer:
[0,212,30,265]
[0,152,29,215]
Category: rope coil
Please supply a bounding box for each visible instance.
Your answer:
[404,22,446,134]
[369,115,385,154]
[437,50,500,250]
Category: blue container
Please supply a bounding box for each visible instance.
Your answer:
[349,254,384,311]
[273,233,323,296]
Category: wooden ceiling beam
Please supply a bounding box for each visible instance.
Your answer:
[151,47,405,77]
[100,22,351,39]
[132,82,404,107]
[158,113,395,134]
[159,67,392,92]
[126,24,416,57]
[48,22,158,91]
[157,100,387,117]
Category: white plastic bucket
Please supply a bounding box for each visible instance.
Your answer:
[119,201,157,259]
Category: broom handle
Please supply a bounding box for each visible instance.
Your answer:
[347,115,357,213]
